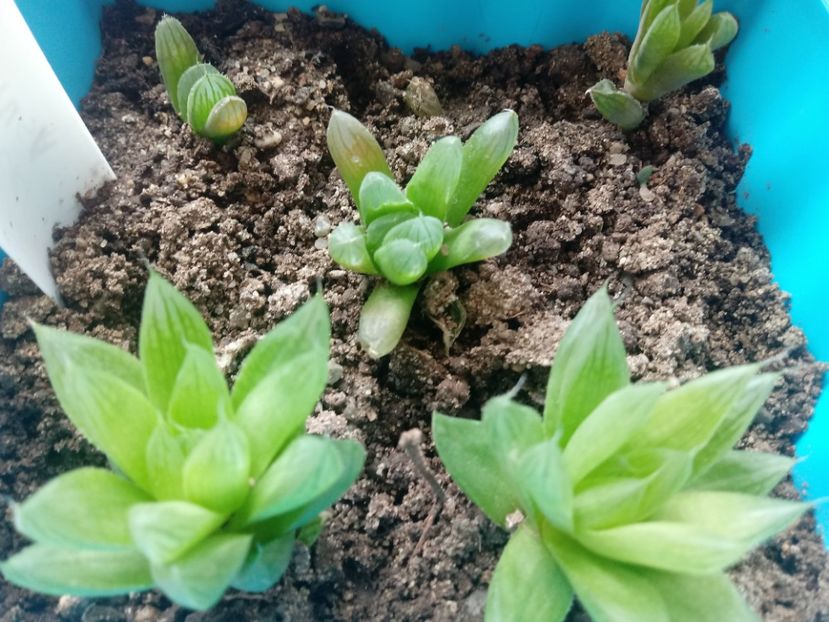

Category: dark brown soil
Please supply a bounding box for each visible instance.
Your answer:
[1,1,827,620]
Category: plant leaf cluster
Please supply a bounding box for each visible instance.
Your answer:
[326,109,518,358]
[589,0,738,130]
[155,16,248,143]
[434,287,806,621]
[0,273,364,611]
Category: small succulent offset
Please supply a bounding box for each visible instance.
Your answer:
[589,0,738,130]
[326,109,518,358]
[1,273,364,611]
[434,287,806,621]
[155,16,247,142]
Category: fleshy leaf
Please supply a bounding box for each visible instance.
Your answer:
[182,420,251,513]
[327,110,393,208]
[543,287,629,441]
[485,524,573,622]
[432,412,520,526]
[155,15,200,115]
[563,382,665,484]
[374,238,429,286]
[176,63,219,117]
[231,535,295,592]
[1,545,152,597]
[167,344,231,429]
[383,214,445,262]
[588,79,647,131]
[328,222,378,274]
[203,95,248,142]
[129,501,225,565]
[446,110,519,226]
[696,12,739,51]
[186,73,236,135]
[517,437,573,531]
[642,570,760,621]
[629,43,715,102]
[145,423,189,500]
[689,450,795,496]
[14,468,150,550]
[427,218,512,273]
[151,533,252,611]
[139,271,213,413]
[629,5,681,86]
[677,0,713,49]
[405,136,463,221]
[358,171,414,224]
[365,211,417,253]
[358,282,422,358]
[482,396,544,488]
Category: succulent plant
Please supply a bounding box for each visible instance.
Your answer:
[1,273,364,610]
[589,0,738,130]
[326,109,518,357]
[155,16,247,143]
[434,287,806,621]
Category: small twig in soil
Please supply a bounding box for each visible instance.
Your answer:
[398,428,446,562]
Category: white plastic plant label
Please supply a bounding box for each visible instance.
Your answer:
[0,0,114,302]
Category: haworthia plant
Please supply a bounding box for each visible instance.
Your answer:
[155,16,247,143]
[1,272,365,611]
[326,109,518,358]
[434,286,806,621]
[589,0,738,130]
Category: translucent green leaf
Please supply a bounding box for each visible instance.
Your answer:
[689,450,795,496]
[145,423,189,500]
[383,214,444,262]
[374,238,429,285]
[446,110,519,226]
[518,437,573,531]
[633,364,757,454]
[677,0,697,19]
[629,43,715,102]
[696,12,739,51]
[485,524,572,622]
[365,212,417,254]
[543,526,669,622]
[326,110,393,208]
[182,420,251,513]
[588,80,646,131]
[186,73,236,135]
[629,5,681,86]
[203,95,247,142]
[358,171,414,224]
[139,271,213,413]
[155,16,200,115]
[176,63,219,118]
[128,501,225,565]
[358,282,421,358]
[640,0,674,33]
[328,222,378,274]
[151,533,252,611]
[167,345,231,429]
[1,545,152,597]
[693,372,778,475]
[563,382,665,484]
[543,287,629,442]
[427,218,512,273]
[677,0,713,49]
[432,412,519,527]
[14,468,150,550]
[231,535,295,592]
[405,136,462,221]
[642,570,760,621]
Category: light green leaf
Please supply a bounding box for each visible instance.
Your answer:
[328,222,378,274]
[176,63,219,117]
[485,524,572,622]
[432,412,519,527]
[563,382,665,484]
[629,43,715,102]
[629,5,681,86]
[365,212,417,253]
[128,501,225,565]
[483,395,544,480]
[640,0,674,33]
[151,533,252,611]
[327,110,393,208]
[139,271,213,413]
[182,420,251,513]
[383,214,444,262]
[186,73,236,135]
[427,218,512,273]
[642,570,760,621]
[358,282,422,358]
[588,80,646,131]
[374,238,429,286]
[677,0,698,18]
[696,12,739,51]
[358,171,414,224]
[167,345,231,429]
[203,95,247,142]
[689,450,795,496]
[543,287,629,442]
[1,545,152,597]
[543,526,669,622]
[155,16,200,115]
[231,535,295,592]
[446,110,519,226]
[14,468,150,550]
[677,0,713,49]
[145,422,189,500]
[406,136,462,221]
[518,437,573,531]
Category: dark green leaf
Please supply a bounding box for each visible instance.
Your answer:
[689,450,795,496]
[358,282,421,358]
[365,212,417,254]
[405,136,462,220]
[328,222,378,274]
[358,172,414,224]
[383,214,444,262]
[427,218,512,273]
[167,344,231,429]
[128,500,225,565]
[374,239,429,285]
[231,535,295,592]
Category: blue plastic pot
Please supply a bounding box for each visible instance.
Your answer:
[13,0,829,532]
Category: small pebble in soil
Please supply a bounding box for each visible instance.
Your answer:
[608,153,628,166]
[314,214,332,237]
[404,76,443,117]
